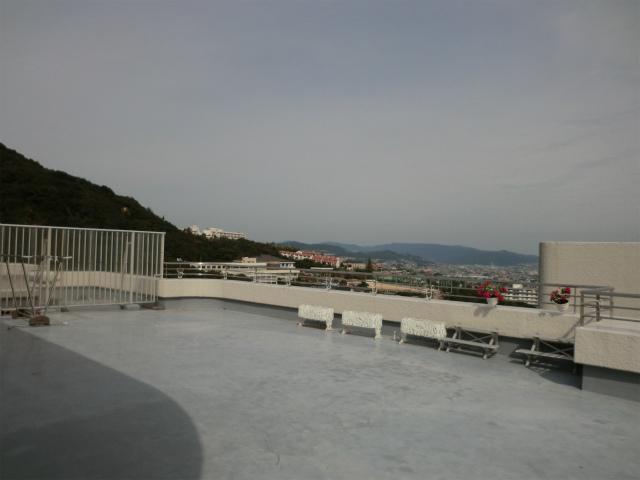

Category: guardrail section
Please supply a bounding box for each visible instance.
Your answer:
[1,224,165,311]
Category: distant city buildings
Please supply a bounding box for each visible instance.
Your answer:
[504,283,538,305]
[342,260,384,271]
[188,255,297,284]
[341,261,367,271]
[188,225,247,240]
[239,255,295,269]
[279,250,342,268]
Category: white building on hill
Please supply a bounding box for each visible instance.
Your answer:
[188,225,247,240]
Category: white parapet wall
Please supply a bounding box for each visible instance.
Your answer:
[1,270,158,308]
[400,318,447,343]
[575,320,640,374]
[341,310,383,339]
[298,304,334,330]
[159,279,580,340]
[539,242,640,294]
[539,242,640,291]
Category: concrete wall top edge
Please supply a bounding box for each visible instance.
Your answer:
[540,241,640,246]
[159,278,580,340]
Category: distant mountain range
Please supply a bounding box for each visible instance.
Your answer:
[282,241,538,266]
[1,142,539,267]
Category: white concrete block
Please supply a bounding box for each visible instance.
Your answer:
[575,320,640,374]
[341,310,383,339]
[400,317,447,344]
[298,304,334,330]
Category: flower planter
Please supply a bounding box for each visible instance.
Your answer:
[550,287,572,310]
[477,281,506,307]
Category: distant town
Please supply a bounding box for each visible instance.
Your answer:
[182,225,539,306]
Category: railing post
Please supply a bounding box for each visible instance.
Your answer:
[595,294,601,322]
[158,234,165,301]
[129,232,135,304]
[579,292,585,325]
[44,227,52,309]
[608,288,614,320]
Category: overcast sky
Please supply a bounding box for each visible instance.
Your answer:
[1,0,638,254]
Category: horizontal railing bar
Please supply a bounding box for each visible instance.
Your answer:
[593,315,640,322]
[582,290,640,299]
[162,262,640,320]
[539,283,613,290]
[0,223,166,235]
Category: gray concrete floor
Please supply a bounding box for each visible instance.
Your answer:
[1,298,639,480]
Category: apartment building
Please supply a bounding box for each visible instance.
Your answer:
[188,225,248,240]
[279,250,342,268]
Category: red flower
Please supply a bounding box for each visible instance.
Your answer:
[550,287,570,304]
[477,281,507,302]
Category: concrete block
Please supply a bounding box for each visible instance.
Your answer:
[298,304,334,330]
[575,320,640,374]
[341,310,383,339]
[400,317,446,344]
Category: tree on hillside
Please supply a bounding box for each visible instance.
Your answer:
[0,142,283,262]
[295,259,329,269]
[366,258,374,272]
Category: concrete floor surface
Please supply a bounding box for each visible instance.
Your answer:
[1,299,638,480]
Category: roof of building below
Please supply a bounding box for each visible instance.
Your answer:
[254,255,291,263]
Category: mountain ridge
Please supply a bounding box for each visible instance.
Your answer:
[0,142,282,261]
[282,241,538,266]
[281,241,431,265]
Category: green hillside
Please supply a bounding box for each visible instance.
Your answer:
[0,142,281,261]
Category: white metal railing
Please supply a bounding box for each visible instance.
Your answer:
[1,224,165,313]
[164,261,298,284]
[163,261,611,311]
[580,290,640,325]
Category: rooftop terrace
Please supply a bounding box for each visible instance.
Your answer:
[2,299,638,480]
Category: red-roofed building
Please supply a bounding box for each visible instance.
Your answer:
[280,250,342,268]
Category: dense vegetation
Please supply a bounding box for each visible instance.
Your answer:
[0,142,281,261]
[294,259,330,269]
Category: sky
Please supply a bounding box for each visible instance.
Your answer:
[1,0,638,254]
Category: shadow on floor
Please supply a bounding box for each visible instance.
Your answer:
[506,357,581,388]
[0,326,203,480]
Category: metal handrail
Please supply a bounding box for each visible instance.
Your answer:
[579,290,640,324]
[1,224,164,312]
[162,261,616,311]
[0,223,166,235]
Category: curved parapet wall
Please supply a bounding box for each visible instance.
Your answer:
[159,278,580,340]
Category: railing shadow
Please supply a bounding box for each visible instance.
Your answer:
[0,325,203,480]
[506,358,581,388]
